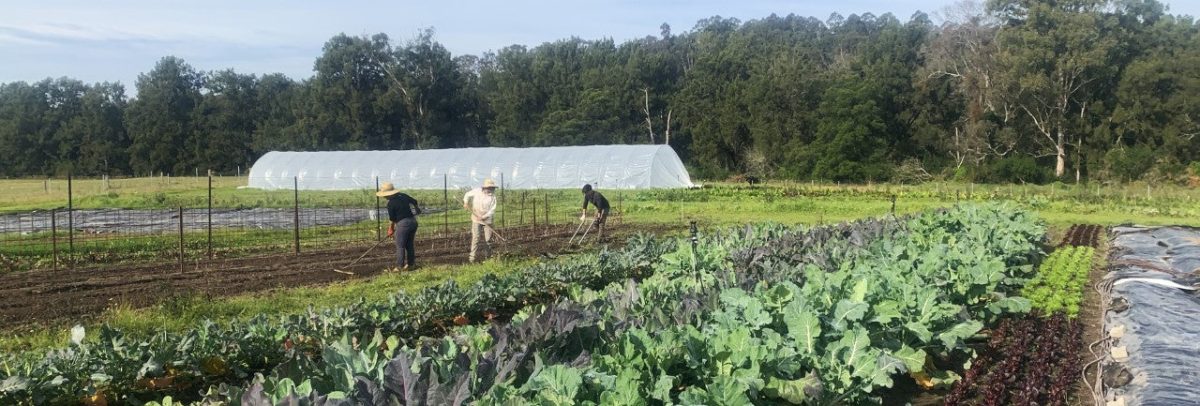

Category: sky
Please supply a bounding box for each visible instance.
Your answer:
[2,0,1198,91]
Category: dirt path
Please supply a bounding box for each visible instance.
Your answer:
[0,223,669,329]
[1070,224,1106,406]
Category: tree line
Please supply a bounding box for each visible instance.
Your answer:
[1,0,1197,183]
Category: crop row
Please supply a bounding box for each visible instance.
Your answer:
[1022,245,1094,317]
[1059,224,1102,248]
[945,226,1099,405]
[0,233,692,404]
[943,313,1082,406]
[198,203,1044,405]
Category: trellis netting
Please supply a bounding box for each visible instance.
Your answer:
[246,145,696,190]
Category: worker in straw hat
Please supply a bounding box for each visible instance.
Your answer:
[462,178,498,263]
[376,182,421,271]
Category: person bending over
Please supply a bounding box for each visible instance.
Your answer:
[580,183,610,241]
[377,182,420,271]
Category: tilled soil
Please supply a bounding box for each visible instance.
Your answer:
[1061,224,1103,248]
[0,223,663,329]
[1060,224,1107,406]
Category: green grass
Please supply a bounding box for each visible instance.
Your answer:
[3,177,1196,225]
[0,176,543,211]
[3,178,1197,272]
[0,257,534,353]
[620,181,1200,227]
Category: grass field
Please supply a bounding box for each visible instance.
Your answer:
[4,176,1197,224]
[7,179,1195,272]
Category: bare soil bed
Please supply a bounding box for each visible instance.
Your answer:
[0,223,670,329]
[1060,223,1103,247]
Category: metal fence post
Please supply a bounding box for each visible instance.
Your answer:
[51,209,58,271]
[375,177,382,240]
[544,193,549,232]
[500,173,505,228]
[532,190,538,228]
[178,206,185,274]
[520,192,525,225]
[207,171,213,260]
[689,220,699,273]
[293,176,300,255]
[67,173,74,261]
[443,173,448,234]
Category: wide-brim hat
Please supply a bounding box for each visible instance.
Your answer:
[375,182,401,197]
[482,178,498,189]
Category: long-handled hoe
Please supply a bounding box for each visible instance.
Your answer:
[568,218,587,243]
[571,220,596,245]
[483,223,510,244]
[483,223,512,254]
[333,235,390,275]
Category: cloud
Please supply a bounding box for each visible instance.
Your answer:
[0,30,52,46]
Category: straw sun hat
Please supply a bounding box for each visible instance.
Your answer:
[482,178,498,189]
[375,182,401,197]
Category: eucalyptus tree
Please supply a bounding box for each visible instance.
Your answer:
[990,0,1116,180]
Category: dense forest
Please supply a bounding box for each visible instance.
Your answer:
[0,0,1197,183]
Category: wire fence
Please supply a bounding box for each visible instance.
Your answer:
[0,175,624,273]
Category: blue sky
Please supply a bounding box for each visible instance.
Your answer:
[2,0,1197,90]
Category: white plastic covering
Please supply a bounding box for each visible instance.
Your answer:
[246,145,695,190]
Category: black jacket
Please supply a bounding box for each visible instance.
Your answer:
[582,190,610,211]
[387,193,421,222]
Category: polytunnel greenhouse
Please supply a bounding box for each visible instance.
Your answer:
[246,145,696,190]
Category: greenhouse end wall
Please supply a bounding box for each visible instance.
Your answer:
[246,145,696,190]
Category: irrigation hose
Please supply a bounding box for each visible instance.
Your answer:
[1085,275,1116,406]
[1082,336,1112,406]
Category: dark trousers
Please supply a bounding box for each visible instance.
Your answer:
[394,217,418,267]
[593,209,609,240]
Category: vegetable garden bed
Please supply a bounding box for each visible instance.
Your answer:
[2,203,1055,405]
[945,224,1102,406]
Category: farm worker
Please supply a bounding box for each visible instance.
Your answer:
[580,184,611,241]
[463,178,498,263]
[377,182,421,271]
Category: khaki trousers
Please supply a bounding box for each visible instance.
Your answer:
[469,222,493,262]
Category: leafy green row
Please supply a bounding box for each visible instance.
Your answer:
[185,216,905,404]
[1022,245,1094,316]
[0,234,680,405]
[214,203,1044,405]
